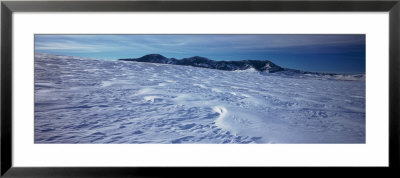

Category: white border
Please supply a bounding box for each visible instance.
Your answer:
[13,12,389,167]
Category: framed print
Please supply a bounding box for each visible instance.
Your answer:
[1,0,399,177]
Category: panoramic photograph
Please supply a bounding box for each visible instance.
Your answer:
[34,34,366,144]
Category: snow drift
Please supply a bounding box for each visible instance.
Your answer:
[35,53,365,143]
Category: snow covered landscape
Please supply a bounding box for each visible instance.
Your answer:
[34,53,365,144]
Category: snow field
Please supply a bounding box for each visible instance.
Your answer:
[35,54,365,143]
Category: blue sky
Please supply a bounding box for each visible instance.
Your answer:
[35,34,365,73]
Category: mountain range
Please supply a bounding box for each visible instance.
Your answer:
[119,54,285,73]
[118,54,365,80]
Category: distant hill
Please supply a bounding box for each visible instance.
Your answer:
[119,54,284,73]
[118,54,365,81]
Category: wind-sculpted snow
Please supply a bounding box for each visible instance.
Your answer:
[35,54,365,143]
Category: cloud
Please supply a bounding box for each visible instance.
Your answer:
[35,40,110,52]
[34,34,365,57]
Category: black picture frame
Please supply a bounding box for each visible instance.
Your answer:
[1,0,399,177]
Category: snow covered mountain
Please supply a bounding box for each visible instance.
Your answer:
[35,53,365,144]
[119,54,284,73]
[119,54,366,80]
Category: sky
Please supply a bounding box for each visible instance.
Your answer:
[35,34,365,73]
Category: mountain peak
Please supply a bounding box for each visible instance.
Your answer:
[138,54,167,60]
